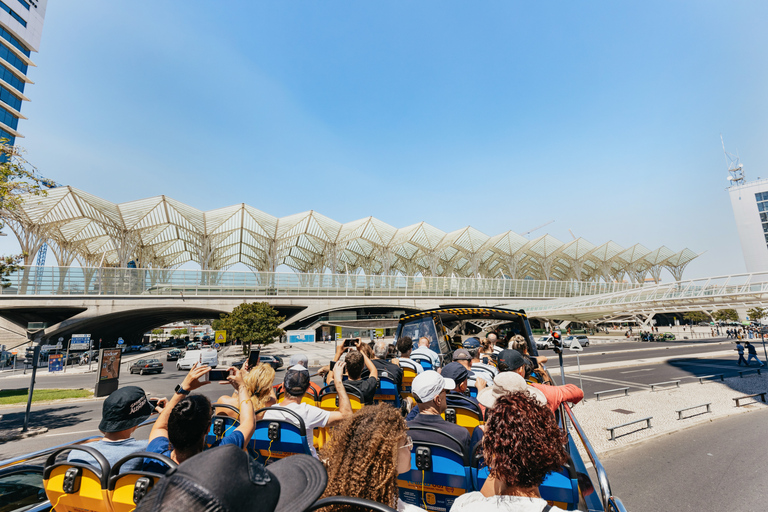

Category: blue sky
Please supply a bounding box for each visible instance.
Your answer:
[6,1,768,279]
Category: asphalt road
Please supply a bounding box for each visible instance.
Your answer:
[603,406,768,511]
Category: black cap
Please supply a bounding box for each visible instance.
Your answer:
[98,386,153,433]
[497,349,525,373]
[284,365,311,396]
[441,362,469,385]
[136,445,327,512]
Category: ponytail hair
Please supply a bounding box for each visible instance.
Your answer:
[168,394,212,454]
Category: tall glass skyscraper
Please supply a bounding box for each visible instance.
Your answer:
[728,178,768,274]
[0,0,46,146]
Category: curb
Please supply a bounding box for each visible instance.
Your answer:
[0,426,48,444]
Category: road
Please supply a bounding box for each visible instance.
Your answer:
[602,406,768,511]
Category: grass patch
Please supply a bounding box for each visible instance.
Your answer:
[0,388,93,405]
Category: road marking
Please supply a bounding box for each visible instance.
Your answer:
[47,429,100,437]
[620,369,654,374]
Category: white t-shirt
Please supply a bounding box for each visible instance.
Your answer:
[262,402,330,458]
[411,346,440,367]
[472,362,498,381]
[450,492,566,512]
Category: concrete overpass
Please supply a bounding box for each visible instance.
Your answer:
[0,266,638,348]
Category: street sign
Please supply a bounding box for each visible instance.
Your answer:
[70,334,91,351]
[58,337,64,342]
[117,337,124,345]
[48,353,63,372]
[213,343,220,350]
[40,344,59,352]
[215,330,227,344]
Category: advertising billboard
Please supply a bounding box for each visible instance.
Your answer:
[286,330,315,343]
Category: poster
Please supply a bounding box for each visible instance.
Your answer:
[48,353,63,372]
[99,348,122,381]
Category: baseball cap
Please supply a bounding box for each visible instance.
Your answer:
[136,445,327,512]
[288,354,309,367]
[98,386,153,433]
[476,372,547,409]
[452,348,472,361]
[411,370,456,403]
[497,349,525,372]
[462,337,480,349]
[284,364,310,396]
[441,362,469,384]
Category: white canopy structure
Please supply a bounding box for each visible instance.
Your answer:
[3,186,698,283]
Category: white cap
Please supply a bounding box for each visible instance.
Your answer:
[289,354,309,367]
[411,370,456,403]
[477,372,547,409]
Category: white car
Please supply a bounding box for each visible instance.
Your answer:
[563,335,590,348]
[536,336,556,350]
[176,348,218,370]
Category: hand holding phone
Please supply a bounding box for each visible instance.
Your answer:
[209,368,234,381]
[247,347,260,368]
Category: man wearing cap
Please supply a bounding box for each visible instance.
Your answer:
[68,385,160,472]
[265,361,353,458]
[407,370,471,455]
[497,349,583,413]
[287,354,322,394]
[136,445,328,512]
[451,348,486,390]
[442,362,485,407]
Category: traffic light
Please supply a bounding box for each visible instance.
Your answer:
[23,347,35,365]
[551,330,563,354]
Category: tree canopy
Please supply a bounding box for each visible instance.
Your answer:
[683,311,709,323]
[0,141,49,287]
[219,302,285,350]
[171,328,188,337]
[713,309,739,322]
[747,307,766,322]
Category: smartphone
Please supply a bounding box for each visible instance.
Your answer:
[148,398,159,409]
[343,338,359,348]
[209,369,232,381]
[247,347,261,368]
[329,360,336,371]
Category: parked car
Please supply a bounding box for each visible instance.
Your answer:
[129,358,164,375]
[166,349,182,361]
[139,345,151,352]
[563,335,590,348]
[536,336,555,350]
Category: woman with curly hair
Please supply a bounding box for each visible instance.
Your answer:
[318,404,424,512]
[450,392,568,512]
[215,362,276,420]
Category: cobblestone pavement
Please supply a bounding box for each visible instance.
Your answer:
[571,372,768,454]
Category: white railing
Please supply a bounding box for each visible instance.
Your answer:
[0,266,641,299]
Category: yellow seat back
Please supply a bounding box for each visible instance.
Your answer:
[318,390,363,412]
[442,407,483,436]
[43,446,111,512]
[108,452,177,512]
[400,368,418,400]
[313,426,331,451]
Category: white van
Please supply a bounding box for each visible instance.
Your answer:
[176,348,218,370]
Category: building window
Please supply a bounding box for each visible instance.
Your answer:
[0,63,24,93]
[0,126,14,145]
[757,193,768,250]
[0,41,27,74]
[0,84,20,110]
[0,1,26,27]
[15,0,29,10]
[0,25,29,57]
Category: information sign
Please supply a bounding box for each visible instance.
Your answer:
[70,334,91,351]
[213,343,220,350]
[48,353,64,372]
[286,330,315,343]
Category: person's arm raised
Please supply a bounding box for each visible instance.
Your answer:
[227,367,255,444]
[360,348,378,381]
[149,363,210,442]
[326,361,353,426]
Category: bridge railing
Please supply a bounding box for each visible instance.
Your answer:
[0,266,641,299]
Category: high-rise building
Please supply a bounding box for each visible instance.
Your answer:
[0,0,46,146]
[728,178,768,274]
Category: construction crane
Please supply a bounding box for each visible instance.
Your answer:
[522,220,554,239]
[721,134,745,185]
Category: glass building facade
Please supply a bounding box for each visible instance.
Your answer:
[728,178,768,274]
[0,0,47,147]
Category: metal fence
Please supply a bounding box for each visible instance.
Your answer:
[0,266,641,299]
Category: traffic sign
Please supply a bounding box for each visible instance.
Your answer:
[215,330,227,344]
[70,334,91,351]
[117,337,124,345]
[48,353,63,372]
[213,343,220,350]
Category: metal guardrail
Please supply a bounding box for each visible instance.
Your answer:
[562,403,627,511]
[0,266,640,299]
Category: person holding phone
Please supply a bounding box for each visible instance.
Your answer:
[143,363,255,472]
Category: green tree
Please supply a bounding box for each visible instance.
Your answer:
[747,307,766,322]
[219,302,285,354]
[0,141,49,287]
[151,328,163,340]
[683,311,709,324]
[713,309,739,322]
[171,328,188,337]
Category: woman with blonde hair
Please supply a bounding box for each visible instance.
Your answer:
[215,363,276,420]
[318,404,423,512]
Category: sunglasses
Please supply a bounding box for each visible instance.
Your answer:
[400,435,413,451]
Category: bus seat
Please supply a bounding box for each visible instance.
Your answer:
[318,385,364,412]
[206,403,240,448]
[43,445,111,512]
[400,367,418,400]
[442,394,484,436]
[467,386,478,398]
[250,407,312,465]
[411,355,433,372]
[108,452,177,512]
[373,376,401,408]
[397,427,471,512]
[313,425,331,451]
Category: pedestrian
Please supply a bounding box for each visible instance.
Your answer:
[745,342,764,367]
[735,341,747,366]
